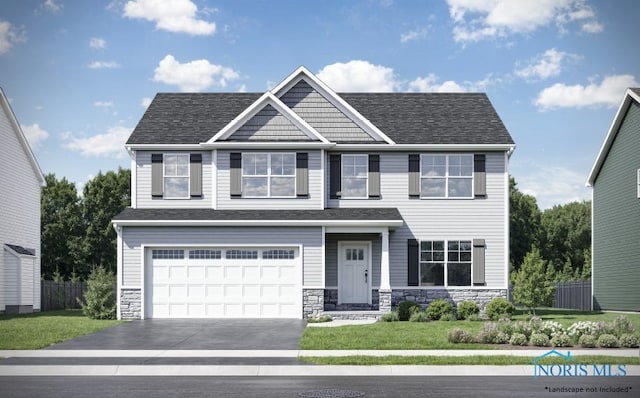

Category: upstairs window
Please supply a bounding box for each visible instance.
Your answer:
[164,154,190,199]
[242,153,295,197]
[421,154,473,198]
[341,154,368,198]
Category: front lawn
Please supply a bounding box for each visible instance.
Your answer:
[0,310,123,350]
[299,355,640,366]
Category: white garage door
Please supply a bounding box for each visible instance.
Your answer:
[148,247,301,318]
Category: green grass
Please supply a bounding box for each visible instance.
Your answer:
[0,310,123,350]
[301,309,640,350]
[299,355,640,366]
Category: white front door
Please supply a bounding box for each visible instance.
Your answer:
[338,242,370,304]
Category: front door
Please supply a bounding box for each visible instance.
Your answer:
[338,242,370,304]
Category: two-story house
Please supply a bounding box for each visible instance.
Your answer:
[112,67,515,320]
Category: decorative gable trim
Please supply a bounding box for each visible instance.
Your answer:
[206,92,330,144]
[272,66,396,145]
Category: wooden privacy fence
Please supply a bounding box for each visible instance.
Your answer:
[554,280,592,311]
[41,280,88,311]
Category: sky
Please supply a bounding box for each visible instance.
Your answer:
[1,0,638,209]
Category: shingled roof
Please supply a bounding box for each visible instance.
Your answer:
[127,91,514,146]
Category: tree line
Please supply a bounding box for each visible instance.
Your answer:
[40,172,591,282]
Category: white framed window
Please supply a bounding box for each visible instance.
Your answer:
[242,153,295,197]
[226,249,259,259]
[420,240,472,286]
[262,249,295,260]
[152,249,185,260]
[189,249,222,259]
[341,154,368,198]
[164,153,190,199]
[421,154,473,198]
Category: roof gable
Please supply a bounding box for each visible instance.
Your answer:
[222,104,314,142]
[587,88,640,186]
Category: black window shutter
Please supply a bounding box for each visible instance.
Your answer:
[473,239,486,285]
[368,154,380,198]
[190,153,202,197]
[230,152,242,197]
[408,239,419,286]
[296,152,309,197]
[408,154,420,197]
[329,154,341,199]
[474,154,486,198]
[151,153,163,197]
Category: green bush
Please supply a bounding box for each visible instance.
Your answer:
[379,311,399,322]
[397,301,421,321]
[530,333,550,347]
[307,315,332,323]
[512,321,533,339]
[425,298,454,320]
[611,316,636,338]
[457,300,479,320]
[551,333,572,347]
[440,312,457,322]
[619,334,639,348]
[448,328,475,344]
[409,310,430,322]
[597,334,619,348]
[578,334,597,348]
[509,333,528,346]
[484,298,515,321]
[79,266,116,320]
[477,322,508,344]
[466,313,483,322]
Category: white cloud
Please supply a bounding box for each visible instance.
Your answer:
[153,54,240,92]
[89,37,107,49]
[400,26,429,43]
[447,0,602,42]
[581,21,603,33]
[20,123,50,147]
[141,97,152,108]
[317,60,398,92]
[64,126,131,158]
[88,61,121,69]
[514,48,578,81]
[516,165,590,209]
[0,21,26,55]
[535,74,639,110]
[43,0,62,13]
[408,73,499,92]
[123,0,216,36]
[94,101,114,107]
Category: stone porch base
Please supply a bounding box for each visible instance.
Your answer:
[321,310,385,320]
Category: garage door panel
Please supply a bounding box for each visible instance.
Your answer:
[206,266,223,280]
[188,285,205,298]
[244,285,260,298]
[224,266,243,280]
[188,266,205,280]
[243,266,261,283]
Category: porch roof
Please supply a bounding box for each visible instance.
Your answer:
[112,207,403,229]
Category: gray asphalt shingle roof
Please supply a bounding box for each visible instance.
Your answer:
[113,207,403,222]
[127,92,514,145]
[4,244,36,256]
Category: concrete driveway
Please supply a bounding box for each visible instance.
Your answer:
[45,319,307,350]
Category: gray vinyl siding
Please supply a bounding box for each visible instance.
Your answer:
[135,151,212,208]
[227,104,313,141]
[120,226,323,287]
[326,152,507,288]
[0,102,42,311]
[325,234,382,287]
[592,101,640,311]
[216,149,323,209]
[280,80,375,142]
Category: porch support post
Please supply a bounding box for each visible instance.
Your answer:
[379,228,392,312]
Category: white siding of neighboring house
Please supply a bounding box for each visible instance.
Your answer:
[120,226,323,288]
[135,151,213,209]
[0,100,42,311]
[216,149,324,210]
[326,151,508,289]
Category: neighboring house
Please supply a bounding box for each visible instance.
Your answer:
[0,88,46,314]
[112,66,515,319]
[587,88,640,312]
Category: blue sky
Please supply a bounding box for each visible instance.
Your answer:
[1,0,638,209]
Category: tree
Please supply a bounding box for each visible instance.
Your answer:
[509,177,542,272]
[40,174,85,280]
[80,168,131,275]
[511,247,555,314]
[79,266,116,319]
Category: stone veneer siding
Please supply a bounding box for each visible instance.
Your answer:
[303,288,324,318]
[391,289,507,313]
[120,288,142,320]
[323,289,380,311]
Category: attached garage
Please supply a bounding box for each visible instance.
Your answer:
[146,246,301,318]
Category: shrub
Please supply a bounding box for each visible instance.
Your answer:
[497,318,514,336]
[567,321,599,343]
[495,331,510,344]
[512,320,533,339]
[509,333,528,346]
[448,328,475,344]
[466,313,483,322]
[307,315,332,323]
[409,310,430,322]
[597,334,619,348]
[619,334,639,348]
[79,266,116,320]
[457,300,479,320]
[379,311,399,322]
[540,321,565,339]
[551,333,572,347]
[484,298,515,321]
[530,333,550,347]
[397,301,421,321]
[611,316,636,338]
[477,322,499,344]
[578,334,597,348]
[425,299,454,321]
[440,312,457,322]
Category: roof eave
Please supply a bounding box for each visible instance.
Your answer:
[112,219,404,229]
